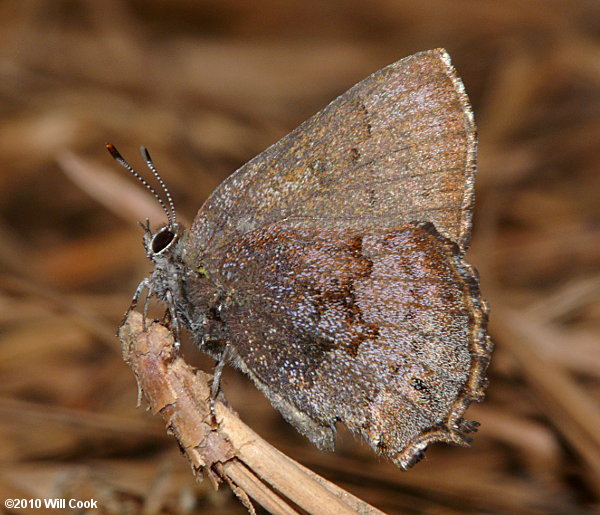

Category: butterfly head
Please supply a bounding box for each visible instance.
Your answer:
[141,219,182,259]
[106,141,185,259]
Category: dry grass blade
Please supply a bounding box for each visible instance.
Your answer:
[491,303,600,493]
[1,274,117,349]
[118,312,385,515]
[57,151,190,226]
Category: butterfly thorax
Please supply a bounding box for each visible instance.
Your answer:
[142,223,229,358]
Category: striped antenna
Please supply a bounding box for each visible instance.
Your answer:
[106,143,175,226]
[140,146,177,224]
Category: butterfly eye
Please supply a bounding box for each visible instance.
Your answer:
[151,227,176,254]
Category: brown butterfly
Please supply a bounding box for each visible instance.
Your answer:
[109,48,492,469]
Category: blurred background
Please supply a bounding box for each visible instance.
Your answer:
[1,1,599,513]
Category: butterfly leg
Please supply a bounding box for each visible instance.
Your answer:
[164,289,181,349]
[210,344,231,423]
[119,277,151,333]
[141,280,155,332]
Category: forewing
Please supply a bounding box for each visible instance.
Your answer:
[187,48,476,260]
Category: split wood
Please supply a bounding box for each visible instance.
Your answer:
[118,312,384,515]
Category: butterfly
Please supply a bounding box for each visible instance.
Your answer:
[109,48,492,469]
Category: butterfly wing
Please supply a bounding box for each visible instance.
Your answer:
[186,48,476,262]
[210,219,490,469]
[178,49,489,468]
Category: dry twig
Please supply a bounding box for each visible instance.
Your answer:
[118,311,384,514]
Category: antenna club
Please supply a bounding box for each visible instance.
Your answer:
[106,142,123,160]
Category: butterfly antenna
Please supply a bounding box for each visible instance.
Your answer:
[140,146,177,225]
[106,143,175,226]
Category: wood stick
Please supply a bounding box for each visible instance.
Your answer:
[118,312,385,514]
